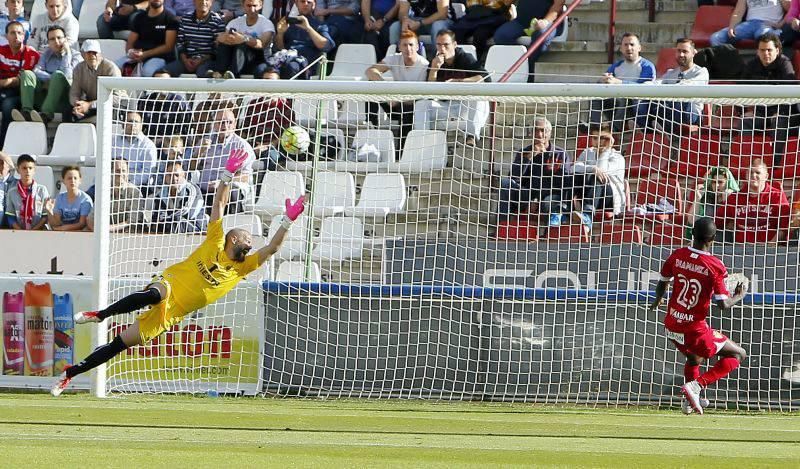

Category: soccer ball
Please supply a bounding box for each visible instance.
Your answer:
[280,126,311,155]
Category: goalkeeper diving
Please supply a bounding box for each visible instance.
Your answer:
[51,149,305,396]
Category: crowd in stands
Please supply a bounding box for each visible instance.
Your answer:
[0,0,798,248]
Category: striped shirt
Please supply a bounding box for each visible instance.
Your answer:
[177,11,226,57]
[0,44,40,80]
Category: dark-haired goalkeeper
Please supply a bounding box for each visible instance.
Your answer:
[51,150,305,396]
[650,217,747,415]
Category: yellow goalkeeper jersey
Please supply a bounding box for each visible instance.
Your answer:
[163,218,260,312]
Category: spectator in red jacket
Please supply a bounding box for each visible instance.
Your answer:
[716,158,790,243]
[0,21,39,145]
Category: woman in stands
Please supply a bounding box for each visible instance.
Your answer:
[45,166,93,231]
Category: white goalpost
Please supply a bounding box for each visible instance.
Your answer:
[89,77,800,410]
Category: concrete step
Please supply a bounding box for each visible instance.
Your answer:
[569,21,692,44]
[533,62,609,83]
[544,40,668,64]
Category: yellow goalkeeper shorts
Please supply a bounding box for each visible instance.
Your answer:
[136,276,189,344]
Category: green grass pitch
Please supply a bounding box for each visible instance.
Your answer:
[0,394,797,467]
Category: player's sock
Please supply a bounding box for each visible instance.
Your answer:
[66,336,129,379]
[684,363,700,382]
[97,288,162,320]
[697,357,740,388]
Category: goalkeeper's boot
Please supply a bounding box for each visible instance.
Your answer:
[74,310,100,324]
[681,381,704,415]
[51,368,72,397]
[681,397,710,415]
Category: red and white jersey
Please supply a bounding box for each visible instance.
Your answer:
[659,246,730,333]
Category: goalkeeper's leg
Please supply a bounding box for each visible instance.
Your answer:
[74,282,167,324]
[51,321,144,396]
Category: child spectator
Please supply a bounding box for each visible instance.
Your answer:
[44,166,92,231]
[4,154,50,230]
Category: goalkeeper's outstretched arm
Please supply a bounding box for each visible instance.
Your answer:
[209,180,232,225]
[255,195,305,265]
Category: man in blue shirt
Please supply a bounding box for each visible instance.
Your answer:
[0,0,31,46]
[588,32,655,132]
[272,0,334,78]
[112,111,158,190]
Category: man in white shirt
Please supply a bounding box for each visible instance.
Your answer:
[29,0,79,53]
[213,0,274,77]
[112,111,158,190]
[365,29,428,157]
[710,0,789,46]
[636,38,710,133]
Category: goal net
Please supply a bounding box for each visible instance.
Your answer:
[92,78,800,410]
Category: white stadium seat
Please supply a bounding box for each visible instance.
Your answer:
[352,129,395,163]
[311,217,365,262]
[346,173,406,219]
[329,44,376,80]
[268,214,309,260]
[311,171,356,217]
[394,130,447,172]
[37,123,96,166]
[276,261,322,282]
[253,171,305,217]
[97,39,127,65]
[485,45,528,83]
[292,99,338,127]
[78,0,105,39]
[36,166,56,196]
[3,122,48,156]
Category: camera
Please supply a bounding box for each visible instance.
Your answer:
[287,16,302,24]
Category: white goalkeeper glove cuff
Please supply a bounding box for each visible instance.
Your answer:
[280,215,294,231]
[221,170,234,183]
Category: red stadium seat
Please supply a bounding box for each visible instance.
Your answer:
[655,48,678,77]
[710,104,738,130]
[575,133,591,157]
[630,176,685,222]
[672,132,721,177]
[773,137,800,181]
[496,218,539,240]
[729,134,774,176]
[598,222,643,244]
[689,6,734,48]
[626,132,669,178]
[546,223,590,243]
[650,223,688,246]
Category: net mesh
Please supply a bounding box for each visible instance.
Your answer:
[89,80,800,409]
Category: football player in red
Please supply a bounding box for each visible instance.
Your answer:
[650,217,747,414]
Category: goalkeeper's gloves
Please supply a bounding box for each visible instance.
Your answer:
[281,195,306,230]
[221,148,249,183]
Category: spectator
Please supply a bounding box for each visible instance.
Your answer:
[497,116,570,224]
[685,166,739,239]
[570,125,626,228]
[113,111,158,190]
[0,0,31,47]
[121,0,180,77]
[636,38,710,133]
[69,40,122,123]
[194,106,256,212]
[29,0,78,53]
[137,69,192,142]
[108,158,147,232]
[44,166,92,231]
[0,151,15,228]
[0,21,40,145]
[97,0,148,39]
[716,158,790,243]
[316,0,362,45]
[4,154,49,230]
[493,0,564,83]
[242,70,294,171]
[13,25,80,124]
[362,0,398,59]
[151,160,208,233]
[212,0,244,22]
[165,0,195,17]
[365,29,427,157]
[152,135,187,187]
[166,0,226,77]
[413,30,489,145]
[741,32,797,164]
[710,0,787,47]
[782,0,800,47]
[212,0,274,78]
[272,0,334,78]
[451,0,514,62]
[588,32,655,132]
[390,0,451,46]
